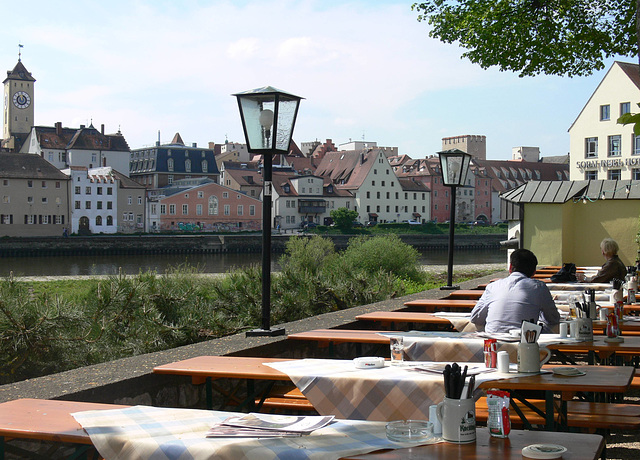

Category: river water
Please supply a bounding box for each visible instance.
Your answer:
[0,249,506,277]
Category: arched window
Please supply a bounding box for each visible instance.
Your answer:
[202,160,208,173]
[185,159,191,172]
[168,158,174,171]
[96,215,103,225]
[106,215,113,225]
[208,195,218,215]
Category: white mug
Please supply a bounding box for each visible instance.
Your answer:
[436,397,476,443]
[517,343,551,373]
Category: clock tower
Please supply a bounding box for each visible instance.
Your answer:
[3,58,35,151]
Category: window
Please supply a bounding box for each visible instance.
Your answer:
[250,205,255,216]
[107,201,113,210]
[185,159,191,172]
[634,135,640,155]
[96,216,102,226]
[585,170,597,180]
[608,135,621,156]
[168,175,173,184]
[366,191,370,199]
[608,169,621,180]
[168,158,174,171]
[182,204,188,214]
[2,196,9,204]
[196,204,202,215]
[600,104,610,121]
[85,186,91,195]
[2,179,8,186]
[85,201,91,209]
[223,192,229,199]
[197,191,204,198]
[97,187,102,195]
[40,197,47,204]
[107,216,113,226]
[224,204,230,215]
[633,168,640,180]
[75,201,81,209]
[41,181,47,188]
[238,205,243,215]
[27,196,34,203]
[208,196,218,215]
[128,196,132,205]
[107,187,113,195]
[138,196,142,205]
[621,102,631,116]
[97,201,103,209]
[169,204,176,215]
[585,137,598,158]
[27,180,33,188]
[160,204,166,214]
[202,160,208,173]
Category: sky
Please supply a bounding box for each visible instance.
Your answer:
[0,0,628,161]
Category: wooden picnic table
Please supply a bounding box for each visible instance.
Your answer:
[355,311,457,329]
[346,429,605,460]
[0,398,129,460]
[403,298,477,312]
[0,398,605,460]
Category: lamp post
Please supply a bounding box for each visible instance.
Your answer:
[437,148,472,290]
[234,86,303,337]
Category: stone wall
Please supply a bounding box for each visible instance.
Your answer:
[0,233,505,256]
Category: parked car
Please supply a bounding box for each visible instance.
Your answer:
[402,220,421,225]
[351,221,364,227]
[365,221,378,227]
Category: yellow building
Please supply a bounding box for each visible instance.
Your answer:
[501,180,640,267]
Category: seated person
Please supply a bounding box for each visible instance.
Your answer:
[589,238,627,283]
[470,249,559,333]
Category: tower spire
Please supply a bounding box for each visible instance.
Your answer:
[18,43,23,61]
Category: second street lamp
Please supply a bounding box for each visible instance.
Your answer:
[233,86,303,337]
[437,148,472,290]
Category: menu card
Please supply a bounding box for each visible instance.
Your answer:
[206,413,335,438]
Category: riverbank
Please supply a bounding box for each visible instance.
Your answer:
[0,233,506,256]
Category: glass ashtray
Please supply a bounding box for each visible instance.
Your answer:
[385,420,434,442]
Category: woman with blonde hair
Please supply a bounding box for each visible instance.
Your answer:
[591,238,627,283]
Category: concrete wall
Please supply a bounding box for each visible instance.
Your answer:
[523,201,639,267]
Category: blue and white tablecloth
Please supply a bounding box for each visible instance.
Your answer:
[72,405,437,460]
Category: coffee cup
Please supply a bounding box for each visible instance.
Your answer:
[517,342,551,373]
[436,397,476,443]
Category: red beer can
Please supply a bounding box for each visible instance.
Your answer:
[484,338,498,368]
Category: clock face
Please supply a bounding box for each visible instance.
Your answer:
[13,91,31,109]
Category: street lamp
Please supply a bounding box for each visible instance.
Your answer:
[437,148,472,290]
[234,86,303,337]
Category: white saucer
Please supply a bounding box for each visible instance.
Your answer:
[522,444,567,459]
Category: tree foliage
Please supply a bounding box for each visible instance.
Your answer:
[330,207,359,230]
[412,0,639,77]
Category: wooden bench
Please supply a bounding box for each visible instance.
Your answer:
[255,384,317,413]
[475,397,640,431]
[0,398,129,460]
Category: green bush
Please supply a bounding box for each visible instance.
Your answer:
[341,234,423,282]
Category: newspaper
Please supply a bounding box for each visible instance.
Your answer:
[206,413,335,438]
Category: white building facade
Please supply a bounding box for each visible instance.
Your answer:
[569,61,640,181]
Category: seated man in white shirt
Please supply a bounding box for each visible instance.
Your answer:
[470,249,560,333]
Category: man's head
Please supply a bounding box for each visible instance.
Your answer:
[509,249,538,277]
[600,238,619,258]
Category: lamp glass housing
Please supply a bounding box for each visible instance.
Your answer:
[234,86,302,154]
[438,149,472,186]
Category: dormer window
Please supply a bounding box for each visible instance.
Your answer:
[284,184,290,193]
[327,184,333,193]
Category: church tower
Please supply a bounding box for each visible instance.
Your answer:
[3,53,35,152]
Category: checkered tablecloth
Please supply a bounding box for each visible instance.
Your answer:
[266,359,513,422]
[72,405,438,460]
[431,313,477,332]
[382,331,520,363]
